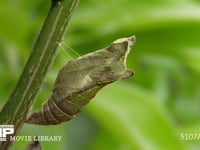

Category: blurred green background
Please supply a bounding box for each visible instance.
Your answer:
[1,0,200,149]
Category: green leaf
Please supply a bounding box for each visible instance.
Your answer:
[88,82,186,150]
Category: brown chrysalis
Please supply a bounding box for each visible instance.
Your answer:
[26,36,136,125]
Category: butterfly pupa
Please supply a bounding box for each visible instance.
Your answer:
[26,36,136,125]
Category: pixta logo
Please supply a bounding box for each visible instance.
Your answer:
[0,125,14,141]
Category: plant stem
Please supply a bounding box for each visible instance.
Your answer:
[0,0,79,149]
